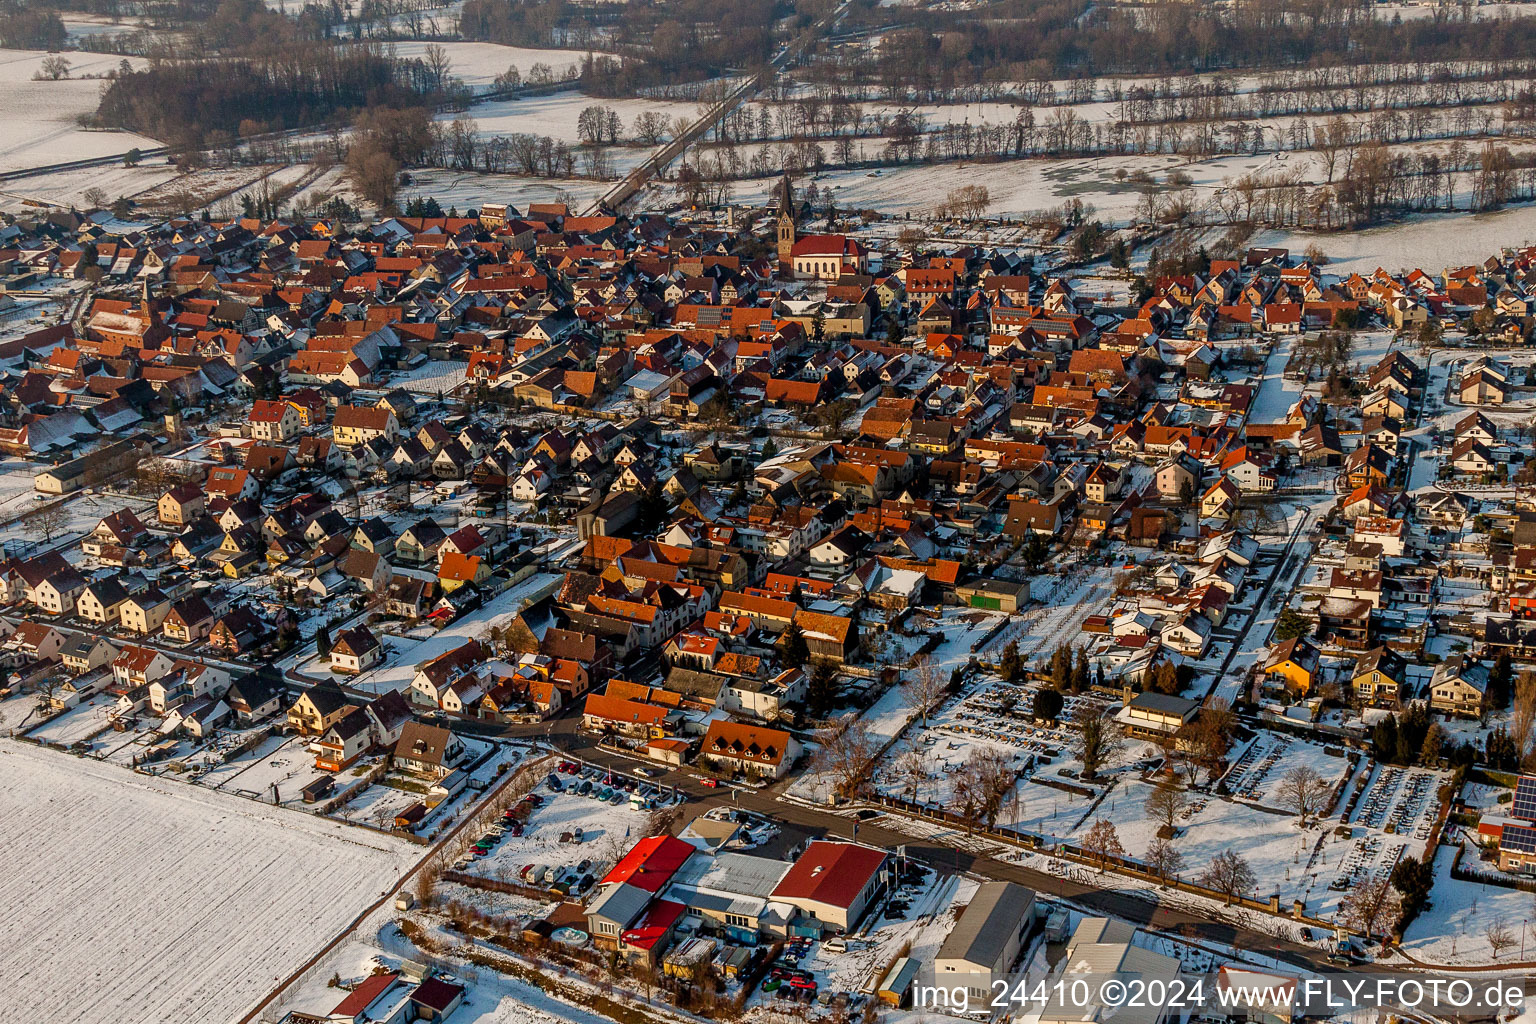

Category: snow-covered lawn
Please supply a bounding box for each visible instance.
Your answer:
[1401,844,1536,966]
[0,739,415,1024]
[0,457,42,517]
[344,573,563,696]
[197,732,327,803]
[24,693,114,745]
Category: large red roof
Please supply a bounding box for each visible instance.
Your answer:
[621,898,688,950]
[770,841,886,909]
[791,234,864,258]
[601,834,694,893]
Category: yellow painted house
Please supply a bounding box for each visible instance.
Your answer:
[1264,635,1320,695]
[438,551,490,593]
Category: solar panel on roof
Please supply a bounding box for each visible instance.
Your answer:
[1513,777,1536,821]
[1503,823,1536,854]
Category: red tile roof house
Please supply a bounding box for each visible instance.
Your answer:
[328,971,406,1023]
[769,840,888,934]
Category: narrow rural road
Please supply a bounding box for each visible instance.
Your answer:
[585,0,853,214]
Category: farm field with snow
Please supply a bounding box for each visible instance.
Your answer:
[396,168,608,216]
[388,41,593,92]
[1254,207,1536,275]
[0,48,156,173]
[0,740,415,1024]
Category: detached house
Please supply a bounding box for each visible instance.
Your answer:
[392,721,465,779]
[331,625,384,674]
[697,720,800,780]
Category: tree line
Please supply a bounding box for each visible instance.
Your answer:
[825,0,1536,98]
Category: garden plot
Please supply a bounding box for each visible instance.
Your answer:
[876,606,1007,672]
[1400,844,1533,966]
[0,486,156,551]
[198,732,326,804]
[0,739,414,1024]
[340,775,425,830]
[1218,732,1351,810]
[24,693,116,746]
[0,457,41,517]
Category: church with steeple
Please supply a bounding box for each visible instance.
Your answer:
[771,174,867,282]
[774,175,797,269]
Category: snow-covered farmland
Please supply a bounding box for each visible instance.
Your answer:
[0,48,156,172]
[1254,206,1536,276]
[0,740,416,1024]
[395,168,608,214]
[388,41,593,92]
[456,91,700,155]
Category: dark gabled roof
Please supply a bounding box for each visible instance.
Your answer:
[300,680,350,717]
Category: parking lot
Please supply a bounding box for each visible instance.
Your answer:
[454,761,679,898]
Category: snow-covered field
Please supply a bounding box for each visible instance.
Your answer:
[0,48,155,173]
[1254,206,1536,275]
[455,92,700,149]
[397,168,608,214]
[0,739,415,1024]
[388,41,592,92]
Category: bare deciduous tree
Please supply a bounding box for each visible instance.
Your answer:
[24,502,68,544]
[1276,765,1333,826]
[952,746,1014,831]
[1081,817,1125,871]
[1487,916,1516,959]
[903,654,947,727]
[894,746,930,802]
[1201,849,1256,904]
[1145,778,1187,836]
[814,716,878,801]
[1340,872,1398,940]
[1514,673,1536,764]
[1145,837,1184,881]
